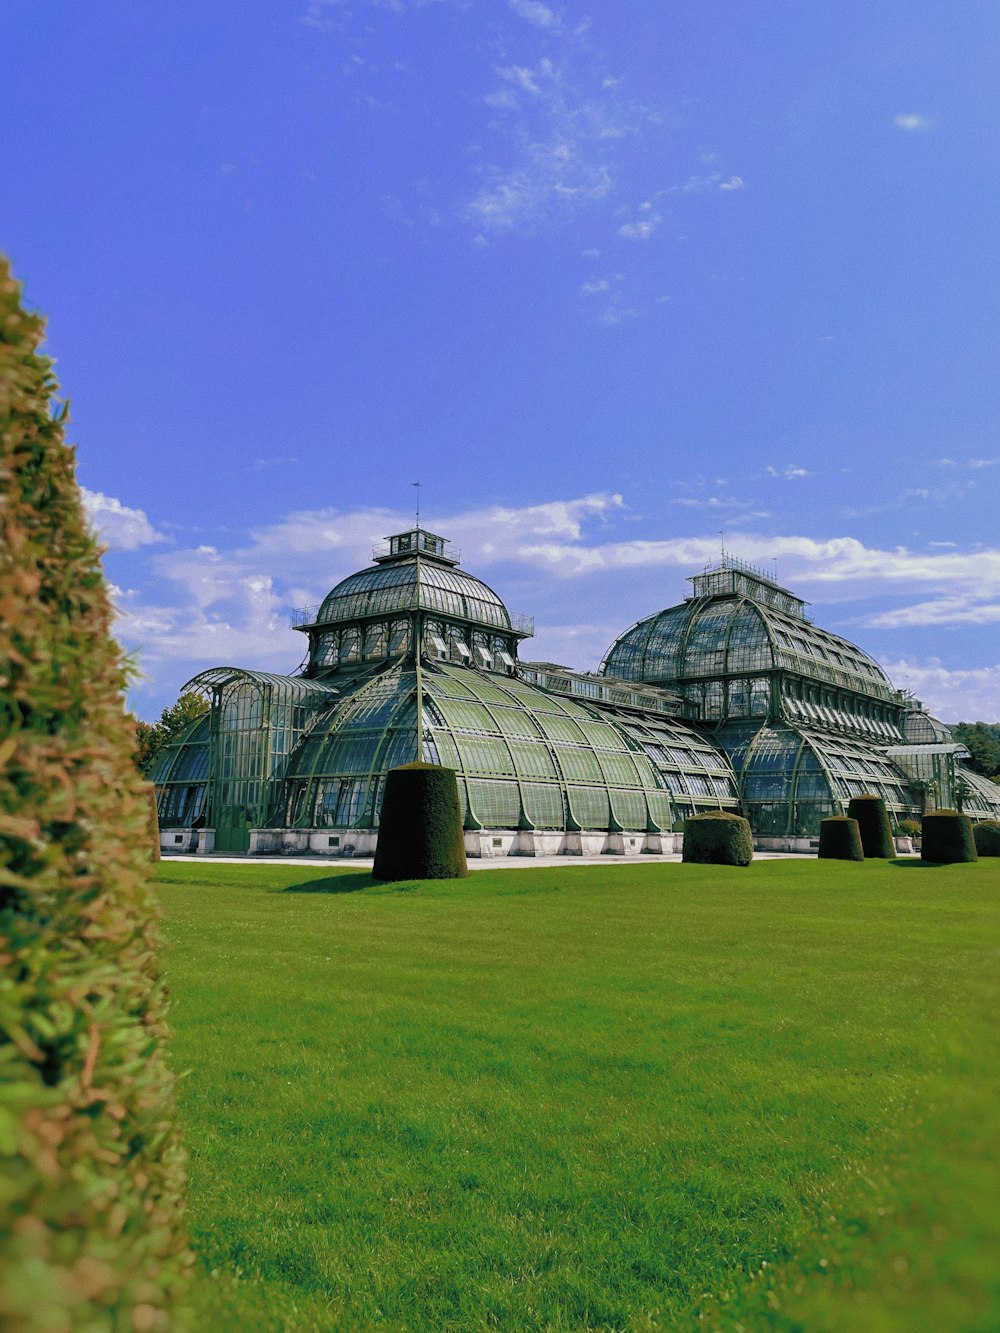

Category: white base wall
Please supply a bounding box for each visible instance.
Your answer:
[237,828,683,858]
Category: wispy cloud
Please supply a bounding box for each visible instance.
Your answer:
[618,202,661,240]
[864,596,1000,629]
[468,51,639,233]
[666,172,744,195]
[880,658,1000,722]
[508,0,560,31]
[766,464,810,480]
[893,112,934,132]
[81,489,166,551]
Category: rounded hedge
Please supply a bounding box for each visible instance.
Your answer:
[973,820,1000,857]
[373,762,469,882]
[817,816,864,861]
[0,258,189,1327]
[847,794,895,859]
[921,809,978,864]
[682,811,754,866]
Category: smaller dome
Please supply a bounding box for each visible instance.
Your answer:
[315,533,512,632]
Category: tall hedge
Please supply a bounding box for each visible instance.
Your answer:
[682,811,754,866]
[373,762,469,882]
[817,816,864,861]
[847,794,895,859]
[921,809,978,865]
[0,259,189,1327]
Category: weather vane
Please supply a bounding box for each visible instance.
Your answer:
[412,481,421,529]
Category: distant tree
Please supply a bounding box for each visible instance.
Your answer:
[950,722,1000,778]
[0,256,189,1325]
[135,689,209,775]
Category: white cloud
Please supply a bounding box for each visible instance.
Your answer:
[468,41,650,233]
[880,659,1000,723]
[580,278,610,295]
[766,464,810,479]
[508,0,560,30]
[969,458,998,469]
[667,172,744,195]
[112,488,1000,721]
[864,597,1000,629]
[893,113,934,132]
[618,202,661,240]
[81,489,166,551]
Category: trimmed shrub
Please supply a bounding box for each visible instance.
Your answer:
[973,820,1000,857]
[818,816,864,861]
[373,762,469,882]
[0,258,189,1327]
[847,794,895,859]
[895,818,922,840]
[682,811,754,866]
[921,810,978,864]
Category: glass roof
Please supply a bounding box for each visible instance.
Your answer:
[601,592,896,699]
[280,660,736,832]
[314,559,512,631]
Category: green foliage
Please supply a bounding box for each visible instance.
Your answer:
[818,815,864,860]
[921,809,978,864]
[373,762,468,882]
[895,818,922,839]
[949,722,1000,778]
[0,257,189,1327]
[134,690,209,776]
[157,858,1000,1332]
[973,821,1000,857]
[847,793,895,859]
[682,810,753,865]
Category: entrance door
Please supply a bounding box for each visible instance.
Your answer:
[214,813,251,853]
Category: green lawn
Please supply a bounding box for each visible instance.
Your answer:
[157,857,1000,1331]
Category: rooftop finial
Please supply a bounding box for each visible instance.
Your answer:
[719,530,726,560]
[412,480,421,529]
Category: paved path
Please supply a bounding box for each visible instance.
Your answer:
[164,850,811,871]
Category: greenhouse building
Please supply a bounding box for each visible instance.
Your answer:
[151,525,1000,856]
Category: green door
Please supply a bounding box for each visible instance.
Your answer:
[214,812,251,853]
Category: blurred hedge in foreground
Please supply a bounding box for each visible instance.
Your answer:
[0,258,189,1328]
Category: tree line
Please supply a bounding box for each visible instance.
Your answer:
[949,722,1000,781]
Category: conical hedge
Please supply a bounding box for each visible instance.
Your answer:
[847,793,895,859]
[0,258,189,1327]
[817,816,864,861]
[373,762,469,882]
[921,809,978,865]
[681,811,754,866]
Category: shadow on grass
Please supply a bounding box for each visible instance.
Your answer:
[280,872,376,894]
[888,858,978,869]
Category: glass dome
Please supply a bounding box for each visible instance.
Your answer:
[602,589,895,698]
[315,558,512,631]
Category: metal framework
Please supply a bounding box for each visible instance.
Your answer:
[152,535,1000,845]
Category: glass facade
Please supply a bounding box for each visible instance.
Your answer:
[153,535,1000,844]
[598,558,1000,831]
[278,660,734,833]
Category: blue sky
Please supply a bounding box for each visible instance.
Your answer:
[3,0,999,720]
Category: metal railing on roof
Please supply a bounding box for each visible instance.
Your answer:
[291,602,534,635]
[371,540,463,563]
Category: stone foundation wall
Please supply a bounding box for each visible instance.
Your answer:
[226,828,688,857]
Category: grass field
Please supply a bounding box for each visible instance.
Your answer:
[157,857,1000,1331]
